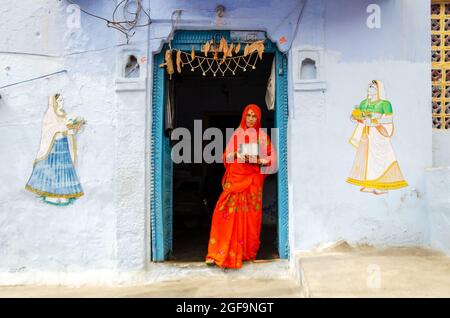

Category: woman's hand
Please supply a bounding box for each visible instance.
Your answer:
[67,117,86,132]
[243,155,270,166]
[245,155,259,164]
[350,115,364,124]
[230,153,269,165]
[225,151,237,162]
[376,125,390,137]
[363,118,372,126]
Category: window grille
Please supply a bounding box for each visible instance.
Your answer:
[432,1,450,129]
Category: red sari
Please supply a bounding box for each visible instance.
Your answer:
[206,104,276,269]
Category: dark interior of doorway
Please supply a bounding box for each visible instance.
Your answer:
[170,53,278,262]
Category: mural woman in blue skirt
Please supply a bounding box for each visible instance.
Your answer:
[25,94,85,206]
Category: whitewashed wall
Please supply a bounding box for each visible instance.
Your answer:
[290,0,432,251]
[0,0,442,283]
[0,0,150,274]
[425,167,450,255]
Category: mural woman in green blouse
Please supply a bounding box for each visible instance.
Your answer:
[347,80,408,195]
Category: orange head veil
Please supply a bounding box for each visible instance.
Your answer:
[223,103,277,176]
[223,104,262,165]
[239,104,261,131]
[239,104,262,144]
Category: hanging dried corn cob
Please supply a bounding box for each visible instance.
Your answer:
[176,50,182,73]
[244,43,249,57]
[191,46,195,61]
[234,42,241,54]
[220,37,228,55]
[159,49,174,79]
[202,41,210,57]
[246,40,265,60]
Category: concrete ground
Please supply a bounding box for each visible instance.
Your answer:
[296,243,450,297]
[0,277,302,298]
[0,260,302,298]
[1,245,449,297]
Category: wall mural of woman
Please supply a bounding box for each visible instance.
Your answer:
[25,94,86,206]
[347,80,408,195]
[205,104,277,269]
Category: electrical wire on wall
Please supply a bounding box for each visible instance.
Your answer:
[0,70,68,99]
[167,9,182,50]
[65,0,152,43]
[0,1,156,97]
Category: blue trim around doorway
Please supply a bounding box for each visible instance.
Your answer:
[151,30,289,261]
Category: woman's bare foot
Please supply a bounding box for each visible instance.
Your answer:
[205,259,215,266]
[360,187,374,193]
[44,197,59,204]
[360,187,387,195]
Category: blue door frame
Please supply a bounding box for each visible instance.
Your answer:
[151,30,289,261]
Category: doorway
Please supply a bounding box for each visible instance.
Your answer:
[170,53,278,261]
[151,30,289,262]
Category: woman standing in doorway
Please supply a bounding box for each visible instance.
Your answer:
[205,104,277,269]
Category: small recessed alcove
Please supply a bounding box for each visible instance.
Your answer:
[300,58,317,80]
[294,50,326,92]
[124,55,140,78]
